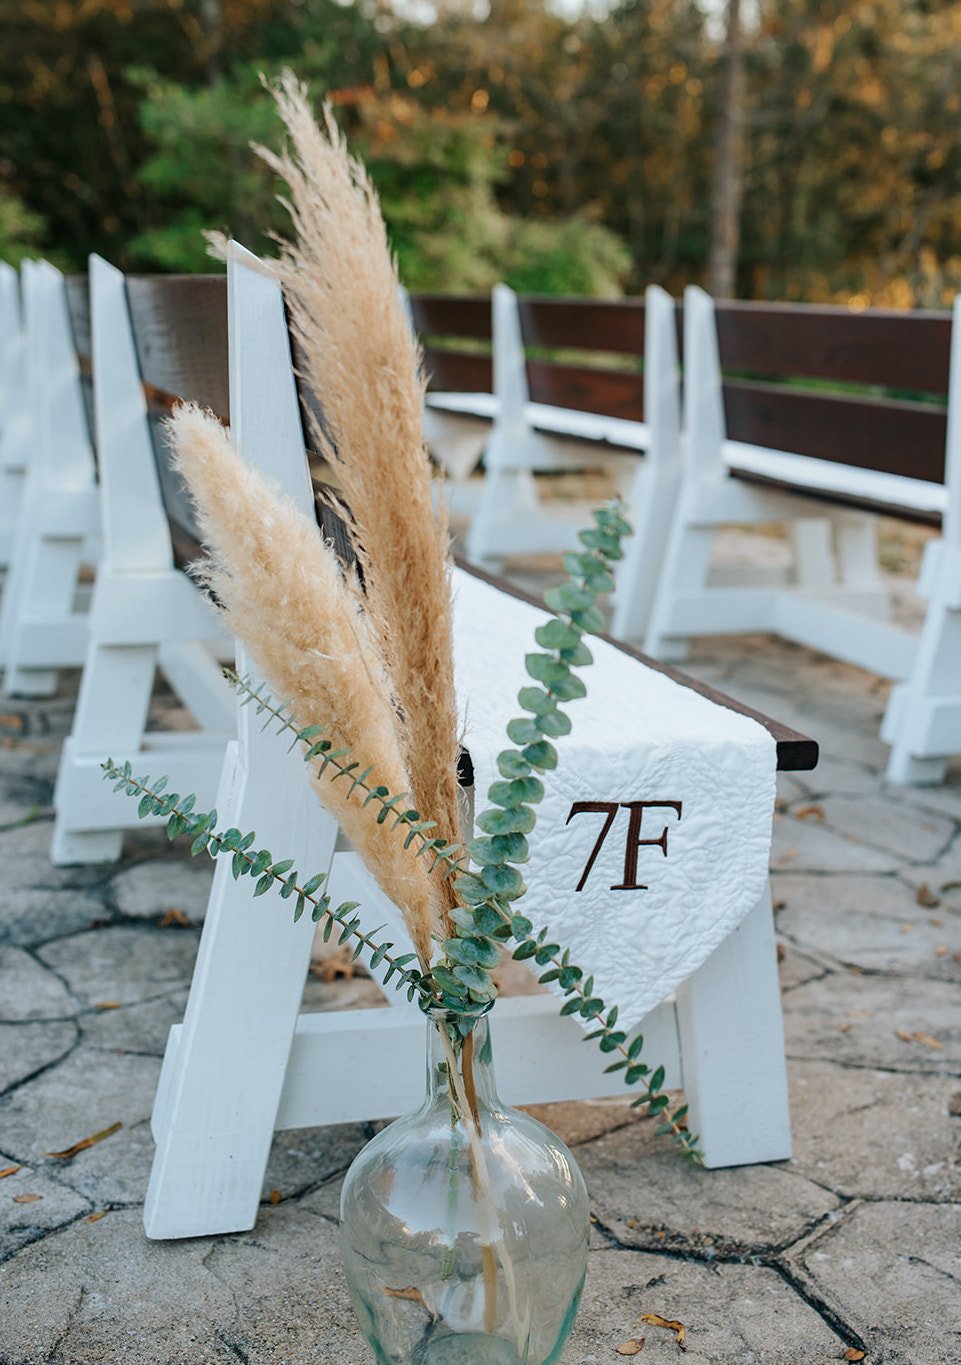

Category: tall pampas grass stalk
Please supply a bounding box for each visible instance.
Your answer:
[255,73,462,926]
[166,402,442,969]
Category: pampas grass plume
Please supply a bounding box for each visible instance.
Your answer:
[166,401,442,968]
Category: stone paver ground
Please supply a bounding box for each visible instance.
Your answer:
[1,544,960,1365]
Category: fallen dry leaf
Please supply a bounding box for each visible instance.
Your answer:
[0,714,24,732]
[776,943,786,963]
[94,1001,121,1011]
[779,848,799,863]
[309,946,366,981]
[928,917,944,928]
[773,900,787,912]
[0,1165,23,1180]
[838,1023,853,1034]
[159,909,190,928]
[383,1286,437,1321]
[843,1350,866,1362]
[46,1121,122,1160]
[954,953,961,966]
[86,1210,108,1223]
[894,1029,914,1043]
[899,923,914,934]
[637,1314,686,1351]
[616,1340,645,1355]
[947,1092,961,1117]
[13,1193,42,1204]
[934,946,949,958]
[625,1217,639,1229]
[915,884,940,908]
[912,1032,944,1050]
[795,804,825,822]
[268,1189,282,1205]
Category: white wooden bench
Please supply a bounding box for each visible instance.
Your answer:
[0,262,30,568]
[145,246,817,1239]
[51,258,233,864]
[0,261,99,697]
[644,286,961,783]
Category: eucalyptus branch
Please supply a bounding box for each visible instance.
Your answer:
[224,671,465,877]
[102,499,702,1162]
[100,760,437,1008]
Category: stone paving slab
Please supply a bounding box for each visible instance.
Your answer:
[579,1116,840,1256]
[37,924,200,1010]
[0,946,76,1020]
[0,1018,77,1093]
[783,970,961,1074]
[789,1200,961,1365]
[108,853,215,923]
[787,1059,961,1201]
[0,1047,162,1205]
[0,1156,90,1263]
[569,1247,850,1364]
[771,812,904,875]
[775,872,961,980]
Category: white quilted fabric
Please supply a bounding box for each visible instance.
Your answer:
[451,568,777,1029]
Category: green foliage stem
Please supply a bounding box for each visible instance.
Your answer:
[100,760,436,1009]
[102,499,701,1161]
[225,671,466,877]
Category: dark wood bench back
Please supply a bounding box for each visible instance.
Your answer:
[65,274,95,441]
[713,301,951,488]
[518,297,646,422]
[125,276,230,420]
[409,292,649,424]
[56,271,816,772]
[408,293,493,396]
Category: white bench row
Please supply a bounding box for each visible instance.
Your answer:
[418,283,961,784]
[0,251,813,1237]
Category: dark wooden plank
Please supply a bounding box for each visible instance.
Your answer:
[126,275,229,418]
[422,347,492,394]
[409,294,491,341]
[518,297,645,355]
[65,275,91,360]
[724,380,947,485]
[454,557,818,772]
[715,301,951,393]
[527,360,645,422]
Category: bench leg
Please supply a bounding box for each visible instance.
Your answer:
[466,467,540,567]
[52,631,157,863]
[610,466,680,643]
[643,487,714,662]
[3,532,87,697]
[883,546,961,783]
[675,883,791,1168]
[789,519,834,589]
[145,734,339,1240]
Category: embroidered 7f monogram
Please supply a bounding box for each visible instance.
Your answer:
[565,801,683,891]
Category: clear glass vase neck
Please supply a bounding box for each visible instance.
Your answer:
[426,1012,499,1115]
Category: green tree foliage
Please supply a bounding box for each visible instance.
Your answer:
[0,188,46,267]
[3,0,961,302]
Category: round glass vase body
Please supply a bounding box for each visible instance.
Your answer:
[339,1011,590,1365]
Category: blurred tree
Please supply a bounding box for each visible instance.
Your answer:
[4,0,961,302]
[0,188,47,267]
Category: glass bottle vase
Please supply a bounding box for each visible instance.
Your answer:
[339,1009,590,1365]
